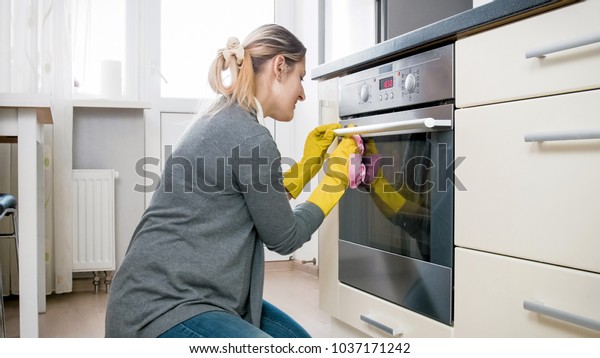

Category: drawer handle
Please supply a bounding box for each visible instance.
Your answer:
[333,118,452,136]
[360,314,403,336]
[525,31,600,59]
[524,129,600,143]
[523,300,600,332]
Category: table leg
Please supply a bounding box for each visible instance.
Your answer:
[17,108,46,338]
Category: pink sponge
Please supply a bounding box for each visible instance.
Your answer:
[349,154,366,189]
[348,135,365,189]
[348,136,382,188]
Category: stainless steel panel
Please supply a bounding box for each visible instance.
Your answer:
[339,240,453,325]
[339,44,453,117]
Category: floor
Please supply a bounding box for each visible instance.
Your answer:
[2,261,332,338]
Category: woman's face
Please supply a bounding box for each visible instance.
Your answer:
[267,57,306,122]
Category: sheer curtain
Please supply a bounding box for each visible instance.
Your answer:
[0,0,73,295]
[71,0,127,99]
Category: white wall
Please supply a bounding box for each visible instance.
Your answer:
[324,0,375,62]
[275,0,322,263]
[272,0,375,263]
[72,108,146,270]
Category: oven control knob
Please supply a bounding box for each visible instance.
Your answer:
[405,74,416,93]
[360,85,370,103]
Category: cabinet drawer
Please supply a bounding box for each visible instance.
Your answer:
[455,89,600,273]
[338,284,452,338]
[454,248,600,337]
[456,0,600,107]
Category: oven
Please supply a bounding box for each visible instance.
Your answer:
[334,44,455,325]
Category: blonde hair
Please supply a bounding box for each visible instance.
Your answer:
[207,24,306,115]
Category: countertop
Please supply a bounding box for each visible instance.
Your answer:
[311,0,578,80]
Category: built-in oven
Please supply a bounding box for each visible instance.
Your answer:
[334,44,455,325]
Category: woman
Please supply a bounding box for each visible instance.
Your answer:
[105,24,358,338]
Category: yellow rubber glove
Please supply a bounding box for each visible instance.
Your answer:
[307,136,359,216]
[283,123,342,198]
[364,139,429,218]
[369,176,409,218]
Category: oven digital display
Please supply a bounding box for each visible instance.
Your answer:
[379,76,394,90]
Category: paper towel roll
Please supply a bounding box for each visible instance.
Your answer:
[101,60,122,99]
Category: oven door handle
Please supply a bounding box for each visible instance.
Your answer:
[333,118,452,136]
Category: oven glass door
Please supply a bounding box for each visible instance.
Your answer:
[339,129,454,269]
[338,128,454,325]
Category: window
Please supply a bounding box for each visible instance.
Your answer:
[160,0,274,98]
[70,1,274,100]
[71,0,126,98]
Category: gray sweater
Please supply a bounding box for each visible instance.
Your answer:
[105,103,324,337]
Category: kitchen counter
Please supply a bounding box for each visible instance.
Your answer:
[311,0,579,80]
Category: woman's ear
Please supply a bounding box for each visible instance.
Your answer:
[272,55,287,81]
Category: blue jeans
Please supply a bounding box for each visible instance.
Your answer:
[158,301,311,338]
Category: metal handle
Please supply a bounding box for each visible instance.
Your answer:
[360,314,402,336]
[525,31,600,58]
[524,129,600,142]
[523,300,600,332]
[334,118,451,136]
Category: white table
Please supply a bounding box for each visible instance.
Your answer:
[0,94,53,337]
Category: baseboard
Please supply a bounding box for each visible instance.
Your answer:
[265,259,318,278]
[72,262,319,291]
[265,259,294,272]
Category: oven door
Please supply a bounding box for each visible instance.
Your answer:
[337,104,454,325]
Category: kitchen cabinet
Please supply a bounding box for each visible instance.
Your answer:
[454,248,600,337]
[456,0,600,107]
[455,89,600,274]
[454,0,600,337]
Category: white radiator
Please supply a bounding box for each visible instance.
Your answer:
[72,169,117,272]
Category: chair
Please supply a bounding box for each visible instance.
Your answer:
[0,261,4,337]
[0,193,18,338]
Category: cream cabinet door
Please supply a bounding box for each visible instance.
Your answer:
[454,248,600,337]
[338,284,453,338]
[455,89,600,274]
[456,0,600,107]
